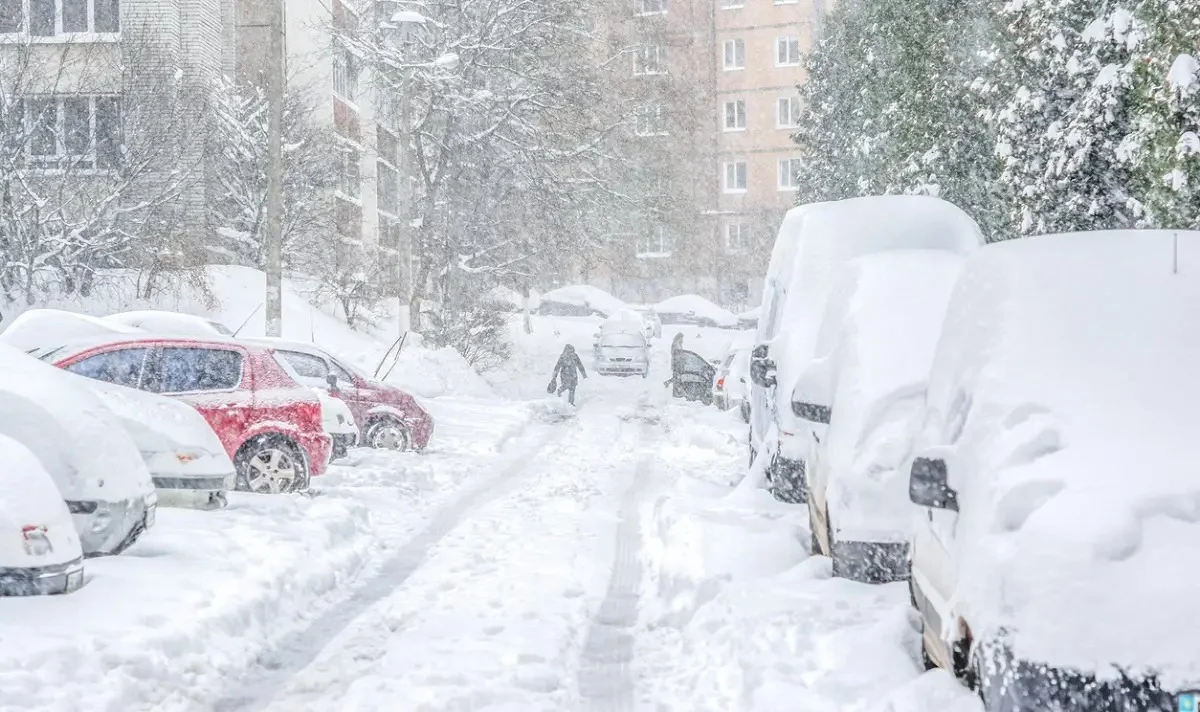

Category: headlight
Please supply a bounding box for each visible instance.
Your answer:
[90,504,113,533]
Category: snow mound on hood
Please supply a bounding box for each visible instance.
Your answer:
[922,229,1200,686]
[0,308,143,352]
[539,285,626,317]
[103,310,233,338]
[654,294,738,327]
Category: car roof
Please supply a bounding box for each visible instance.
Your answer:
[26,334,262,363]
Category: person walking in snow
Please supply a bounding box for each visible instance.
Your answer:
[549,344,587,406]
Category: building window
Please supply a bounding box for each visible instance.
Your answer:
[20,95,120,169]
[6,0,119,35]
[333,48,359,103]
[337,146,360,198]
[776,36,801,66]
[723,38,745,71]
[634,104,667,136]
[721,0,744,8]
[726,222,749,252]
[638,0,665,15]
[377,162,398,214]
[724,161,747,193]
[778,157,802,190]
[335,197,362,239]
[634,45,666,75]
[723,99,746,131]
[777,96,801,128]
[638,225,671,258]
[377,128,398,165]
[379,214,399,250]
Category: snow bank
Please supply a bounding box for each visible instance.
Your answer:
[538,284,625,317]
[919,229,1200,685]
[654,294,738,328]
[382,342,494,399]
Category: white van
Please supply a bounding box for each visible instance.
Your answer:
[796,250,964,583]
[749,195,983,503]
[907,231,1200,708]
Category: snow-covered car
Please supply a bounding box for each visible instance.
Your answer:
[538,284,626,317]
[594,310,651,355]
[654,294,738,328]
[713,346,751,420]
[79,379,235,509]
[312,387,359,460]
[749,195,983,504]
[247,338,433,452]
[0,344,157,556]
[906,230,1200,708]
[594,331,649,377]
[798,251,963,584]
[103,310,234,339]
[0,433,85,597]
[13,335,333,494]
[0,308,142,350]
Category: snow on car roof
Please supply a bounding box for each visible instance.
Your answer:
[812,251,964,539]
[540,284,626,316]
[923,229,1200,685]
[654,294,738,327]
[0,308,144,353]
[103,310,234,338]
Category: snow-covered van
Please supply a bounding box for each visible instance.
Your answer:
[749,195,983,503]
[0,433,85,596]
[798,250,964,583]
[907,231,1200,709]
[79,379,236,509]
[0,344,157,556]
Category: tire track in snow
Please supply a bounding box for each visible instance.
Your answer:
[212,427,564,712]
[578,418,657,711]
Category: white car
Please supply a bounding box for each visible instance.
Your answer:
[0,344,157,556]
[749,195,983,503]
[907,230,1200,708]
[594,331,650,377]
[103,310,234,338]
[312,387,359,461]
[0,433,85,596]
[796,250,963,583]
[79,380,236,509]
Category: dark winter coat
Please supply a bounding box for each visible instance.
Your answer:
[553,346,587,388]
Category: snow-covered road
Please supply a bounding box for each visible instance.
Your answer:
[0,318,980,712]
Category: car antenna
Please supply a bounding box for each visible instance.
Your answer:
[382,331,409,382]
[372,335,403,379]
[233,302,263,337]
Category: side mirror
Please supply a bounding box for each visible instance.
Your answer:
[792,401,831,424]
[326,373,339,391]
[909,457,958,511]
[750,344,777,388]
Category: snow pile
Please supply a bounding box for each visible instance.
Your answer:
[484,285,540,312]
[0,308,140,351]
[919,230,1200,685]
[538,284,626,317]
[382,341,495,400]
[1168,53,1199,96]
[654,294,738,328]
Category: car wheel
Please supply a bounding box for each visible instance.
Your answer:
[236,436,308,494]
[366,418,412,451]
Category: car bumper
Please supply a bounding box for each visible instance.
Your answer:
[596,363,648,376]
[68,492,157,556]
[0,556,85,596]
[298,432,333,476]
[331,433,356,460]
[408,414,434,450]
[151,472,235,493]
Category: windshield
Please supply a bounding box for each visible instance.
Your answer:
[600,334,645,348]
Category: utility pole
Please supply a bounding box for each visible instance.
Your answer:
[264,0,285,337]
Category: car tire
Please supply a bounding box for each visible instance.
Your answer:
[236,436,309,494]
[365,418,412,451]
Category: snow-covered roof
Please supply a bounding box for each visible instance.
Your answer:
[654,294,738,327]
[539,285,626,316]
[810,251,965,542]
[103,310,233,338]
[0,308,143,353]
[919,229,1200,685]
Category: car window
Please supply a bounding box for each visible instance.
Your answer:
[676,350,710,374]
[279,350,329,380]
[65,348,149,387]
[159,348,243,393]
[329,359,355,383]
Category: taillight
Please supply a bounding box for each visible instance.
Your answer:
[717,377,725,389]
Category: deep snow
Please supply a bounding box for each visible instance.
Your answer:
[0,298,980,711]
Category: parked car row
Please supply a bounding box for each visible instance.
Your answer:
[0,308,434,597]
[747,194,1200,709]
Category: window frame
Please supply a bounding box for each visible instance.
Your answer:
[20,94,121,170]
[637,225,671,259]
[720,0,744,8]
[726,222,749,252]
[637,0,666,16]
[777,95,801,128]
[634,104,668,137]
[2,0,120,37]
[633,44,666,76]
[776,35,801,66]
[724,161,748,193]
[156,347,246,395]
[723,99,746,132]
[722,38,745,71]
[778,157,803,190]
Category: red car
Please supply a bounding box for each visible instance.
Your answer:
[245,338,433,451]
[27,337,332,494]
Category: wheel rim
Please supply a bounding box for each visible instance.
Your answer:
[246,448,298,493]
[370,421,409,450]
